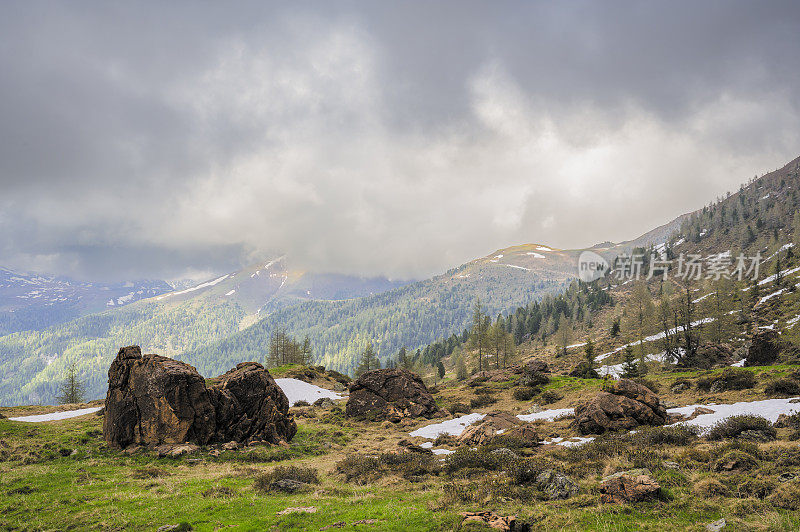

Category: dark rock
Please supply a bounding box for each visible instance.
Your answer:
[313,397,335,408]
[207,362,296,445]
[525,359,550,374]
[397,439,433,454]
[346,368,440,421]
[536,470,579,500]
[574,379,667,435]
[103,346,216,448]
[600,473,660,503]
[103,346,296,449]
[270,479,307,493]
[746,329,780,366]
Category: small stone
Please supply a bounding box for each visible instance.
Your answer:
[663,461,679,470]
[221,441,239,451]
[705,518,726,532]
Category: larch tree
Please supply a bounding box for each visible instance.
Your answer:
[57,362,86,405]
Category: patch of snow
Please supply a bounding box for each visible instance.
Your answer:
[274,378,342,406]
[225,289,236,296]
[504,264,532,271]
[759,324,776,330]
[420,441,433,449]
[8,407,102,422]
[409,413,486,439]
[669,398,800,434]
[536,245,553,251]
[759,265,800,285]
[495,254,504,259]
[758,289,785,306]
[567,342,587,349]
[730,359,746,367]
[432,448,454,455]
[787,315,800,328]
[516,408,574,423]
[526,252,546,258]
[692,293,712,304]
[673,238,686,246]
[157,274,230,300]
[595,318,714,362]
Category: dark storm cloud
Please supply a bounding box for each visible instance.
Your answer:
[1,1,799,281]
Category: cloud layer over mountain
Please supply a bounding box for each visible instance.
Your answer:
[1,1,799,280]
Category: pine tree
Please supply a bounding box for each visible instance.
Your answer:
[355,343,379,377]
[455,358,468,381]
[610,317,621,338]
[621,346,640,378]
[470,300,489,371]
[57,362,86,405]
[437,361,445,382]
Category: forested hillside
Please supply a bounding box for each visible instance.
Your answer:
[180,259,571,377]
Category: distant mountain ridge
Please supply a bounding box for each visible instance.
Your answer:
[0,267,172,336]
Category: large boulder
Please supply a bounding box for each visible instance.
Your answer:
[208,362,297,445]
[346,368,440,421]
[600,471,661,503]
[103,346,296,449]
[574,379,667,435]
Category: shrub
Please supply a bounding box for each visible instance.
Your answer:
[293,400,311,407]
[697,368,756,392]
[202,486,236,498]
[764,378,800,396]
[449,402,471,415]
[470,394,498,409]
[768,482,800,510]
[633,377,660,393]
[335,452,440,484]
[520,371,550,387]
[736,476,776,499]
[671,378,692,391]
[539,390,562,404]
[569,362,600,379]
[512,386,539,401]
[336,455,381,484]
[629,425,699,446]
[706,415,776,441]
[254,465,320,492]
[713,450,758,472]
[692,477,728,497]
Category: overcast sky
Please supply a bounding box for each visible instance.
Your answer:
[1,1,799,281]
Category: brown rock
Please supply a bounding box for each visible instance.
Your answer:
[574,379,667,435]
[397,438,433,454]
[525,359,550,374]
[103,346,216,448]
[208,362,296,445]
[460,511,518,531]
[346,369,439,421]
[600,473,661,503]
[103,346,296,449]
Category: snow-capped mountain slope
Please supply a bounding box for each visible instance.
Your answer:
[0,267,172,335]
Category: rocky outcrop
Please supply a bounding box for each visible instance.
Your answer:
[103,346,296,449]
[524,359,550,374]
[456,411,539,447]
[460,511,525,531]
[346,368,440,421]
[600,470,661,503]
[574,379,667,435]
